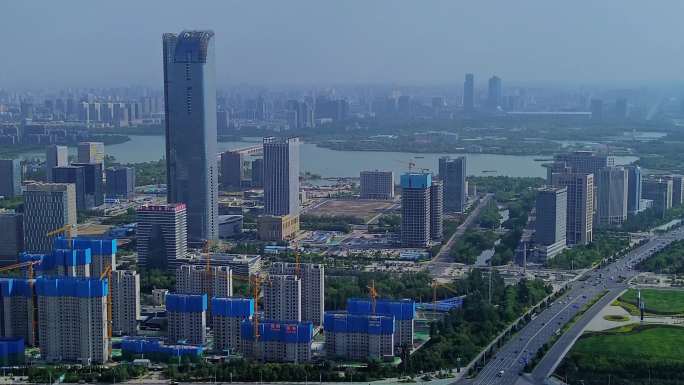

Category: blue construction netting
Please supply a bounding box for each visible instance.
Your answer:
[400,173,432,189]
[241,320,313,343]
[324,312,394,335]
[0,278,32,298]
[52,248,92,266]
[54,237,117,256]
[417,296,465,312]
[166,293,207,313]
[121,337,203,357]
[211,297,254,318]
[0,338,24,357]
[346,298,416,320]
[35,277,108,298]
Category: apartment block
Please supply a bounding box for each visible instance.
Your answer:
[0,278,36,346]
[346,298,415,351]
[211,297,253,354]
[262,275,301,322]
[165,293,207,346]
[324,312,394,360]
[270,262,324,326]
[111,270,140,336]
[240,320,312,363]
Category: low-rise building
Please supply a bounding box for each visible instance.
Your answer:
[258,215,300,241]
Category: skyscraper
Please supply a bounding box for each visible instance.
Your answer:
[552,173,594,245]
[263,137,300,216]
[77,142,105,164]
[51,166,87,210]
[625,165,642,215]
[270,262,324,326]
[439,156,467,212]
[0,212,23,266]
[0,159,22,198]
[360,171,394,200]
[463,73,474,112]
[105,167,136,199]
[595,167,628,227]
[642,179,673,217]
[136,204,188,271]
[667,175,684,207]
[72,162,104,208]
[430,180,443,241]
[111,270,140,336]
[24,183,77,253]
[45,145,68,182]
[535,187,567,259]
[163,30,218,242]
[487,76,502,110]
[401,173,432,248]
[262,274,301,322]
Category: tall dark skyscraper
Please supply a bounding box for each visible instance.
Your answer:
[163,30,218,242]
[263,137,300,216]
[463,73,474,112]
[487,75,502,110]
[625,165,642,215]
[439,156,467,212]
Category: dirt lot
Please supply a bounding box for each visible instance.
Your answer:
[307,199,397,223]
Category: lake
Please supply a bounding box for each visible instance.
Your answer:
[19,135,639,179]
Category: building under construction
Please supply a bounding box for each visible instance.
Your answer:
[166,293,207,346]
[240,319,312,363]
[211,297,254,354]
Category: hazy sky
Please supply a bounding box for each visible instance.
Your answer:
[2,0,684,88]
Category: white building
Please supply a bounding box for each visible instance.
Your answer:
[269,262,324,326]
[262,275,301,322]
[165,293,207,346]
[111,270,140,336]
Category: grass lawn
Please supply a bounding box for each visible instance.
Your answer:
[603,314,629,322]
[572,324,684,359]
[620,288,684,315]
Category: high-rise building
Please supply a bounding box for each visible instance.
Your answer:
[463,73,475,112]
[359,171,394,200]
[45,145,68,182]
[240,319,312,363]
[220,150,243,191]
[105,167,136,199]
[400,173,432,248]
[554,151,614,175]
[590,99,603,121]
[36,277,109,364]
[262,274,301,322]
[71,162,104,208]
[439,156,467,212]
[625,165,642,215]
[0,278,36,346]
[175,264,232,298]
[77,142,105,164]
[0,212,23,266]
[346,298,415,351]
[165,293,207,346]
[324,313,394,361]
[535,187,567,259]
[667,175,684,207]
[251,158,264,188]
[136,204,188,271]
[212,297,253,354]
[552,173,594,245]
[430,180,443,241]
[0,159,22,198]
[163,30,219,243]
[111,270,140,336]
[24,183,77,253]
[487,75,502,110]
[263,137,300,216]
[54,237,117,281]
[270,262,324,326]
[642,178,673,217]
[595,167,628,227]
[51,166,87,210]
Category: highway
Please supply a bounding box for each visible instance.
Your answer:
[457,226,684,385]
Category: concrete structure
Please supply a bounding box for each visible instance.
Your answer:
[241,320,312,363]
[0,159,21,198]
[257,214,299,241]
[263,137,300,216]
[439,156,467,212]
[270,262,324,326]
[54,237,117,282]
[175,264,232,299]
[535,187,567,259]
[24,183,77,253]
[551,173,594,245]
[463,73,475,112]
[324,312,394,360]
[430,180,444,241]
[401,173,432,248]
[667,175,684,207]
[180,253,262,277]
[111,270,140,336]
[359,171,394,200]
[595,167,628,227]
[71,163,104,208]
[105,167,136,199]
[346,298,415,351]
[163,30,219,243]
[0,212,23,266]
[211,297,253,354]
[45,145,68,182]
[642,178,673,217]
[77,142,105,164]
[0,278,36,346]
[263,275,301,322]
[165,293,207,346]
[36,277,109,364]
[136,204,188,271]
[625,165,642,215]
[51,166,87,210]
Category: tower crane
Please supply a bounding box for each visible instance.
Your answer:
[367,280,378,314]
[100,264,113,355]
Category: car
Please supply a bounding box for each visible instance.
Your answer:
[497,370,505,377]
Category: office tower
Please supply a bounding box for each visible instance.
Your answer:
[324,312,394,360]
[263,275,301,322]
[554,151,615,175]
[105,167,136,199]
[24,183,77,253]
[544,161,572,185]
[111,270,140,336]
[590,99,603,121]
[51,166,86,210]
[400,173,432,248]
[642,179,673,217]
[430,180,443,241]
[136,204,188,271]
[165,293,207,346]
[217,109,230,133]
[463,73,475,112]
[0,212,23,266]
[595,167,628,227]
[220,150,242,190]
[163,30,219,243]
[263,137,300,216]
[359,171,395,200]
[175,264,233,298]
[77,142,105,164]
[0,278,36,346]
[552,173,594,245]
[667,175,684,207]
[625,165,642,214]
[72,162,104,208]
[251,158,264,188]
[0,159,22,198]
[439,156,467,212]
[54,237,117,281]
[45,145,68,182]
[346,298,415,351]
[535,187,567,259]
[211,297,253,354]
[240,320,313,363]
[487,75,502,110]
[615,98,628,119]
[36,277,109,364]
[270,262,324,326]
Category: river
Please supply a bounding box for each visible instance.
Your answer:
[18,135,638,179]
